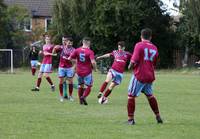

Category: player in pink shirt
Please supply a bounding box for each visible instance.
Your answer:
[31,35,56,92]
[69,37,97,105]
[96,41,131,104]
[52,36,75,102]
[127,28,163,125]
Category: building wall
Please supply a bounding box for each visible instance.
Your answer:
[32,17,46,31]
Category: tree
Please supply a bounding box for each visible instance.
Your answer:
[0,2,30,49]
[0,0,10,48]
[52,0,175,68]
[177,0,200,67]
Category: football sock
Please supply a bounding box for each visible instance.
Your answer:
[78,87,84,98]
[104,89,112,97]
[83,86,91,97]
[69,83,73,96]
[63,81,68,97]
[147,95,160,116]
[100,82,108,92]
[31,68,36,75]
[127,96,135,119]
[46,77,53,86]
[59,83,63,96]
[36,78,42,87]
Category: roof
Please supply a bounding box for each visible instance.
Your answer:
[4,0,54,17]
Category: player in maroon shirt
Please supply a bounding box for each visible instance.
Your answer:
[31,35,56,92]
[96,41,131,104]
[52,36,75,102]
[69,37,97,105]
[127,28,163,125]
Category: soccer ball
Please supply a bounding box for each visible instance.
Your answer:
[98,96,108,104]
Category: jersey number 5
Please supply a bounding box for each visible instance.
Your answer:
[144,48,157,61]
[79,53,85,62]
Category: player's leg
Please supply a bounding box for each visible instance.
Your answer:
[127,75,144,125]
[97,71,112,98]
[43,64,55,91]
[31,71,43,91]
[81,74,93,105]
[31,60,37,76]
[143,84,163,124]
[67,77,74,101]
[66,67,75,101]
[77,76,85,104]
[58,67,66,101]
[103,70,123,98]
[63,80,68,99]
[59,77,65,102]
[99,82,116,104]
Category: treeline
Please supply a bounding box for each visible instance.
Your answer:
[51,0,176,68]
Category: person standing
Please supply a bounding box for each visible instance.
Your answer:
[127,28,163,125]
[29,46,39,76]
[31,35,56,92]
[52,36,75,102]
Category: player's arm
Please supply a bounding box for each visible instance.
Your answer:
[43,51,55,56]
[91,59,97,72]
[52,45,61,56]
[128,44,140,70]
[96,53,111,60]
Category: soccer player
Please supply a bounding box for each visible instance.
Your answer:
[29,46,39,76]
[31,35,56,92]
[96,41,132,104]
[127,28,163,125]
[52,36,75,102]
[69,37,97,105]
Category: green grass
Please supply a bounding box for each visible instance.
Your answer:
[0,70,200,139]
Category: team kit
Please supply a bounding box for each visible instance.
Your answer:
[29,28,163,125]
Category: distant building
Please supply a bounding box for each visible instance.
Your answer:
[4,0,54,32]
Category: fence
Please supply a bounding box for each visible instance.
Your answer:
[0,48,199,71]
[173,49,199,68]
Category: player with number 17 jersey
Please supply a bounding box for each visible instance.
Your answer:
[131,40,158,83]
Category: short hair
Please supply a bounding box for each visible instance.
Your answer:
[141,28,152,40]
[83,37,91,42]
[82,37,91,45]
[118,41,125,48]
[63,35,73,42]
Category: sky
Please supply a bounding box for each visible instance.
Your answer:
[161,0,180,16]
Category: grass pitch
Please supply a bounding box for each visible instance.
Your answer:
[0,70,200,139]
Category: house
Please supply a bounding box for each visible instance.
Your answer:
[4,0,54,32]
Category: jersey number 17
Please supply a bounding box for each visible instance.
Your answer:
[144,48,157,61]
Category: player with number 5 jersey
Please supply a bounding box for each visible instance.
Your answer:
[127,28,163,125]
[69,37,97,105]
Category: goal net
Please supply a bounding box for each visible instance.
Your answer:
[0,49,13,73]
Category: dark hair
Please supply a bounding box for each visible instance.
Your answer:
[118,41,125,48]
[83,37,91,42]
[141,28,152,40]
[63,35,73,41]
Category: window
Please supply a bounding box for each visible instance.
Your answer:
[45,18,52,32]
[24,19,32,32]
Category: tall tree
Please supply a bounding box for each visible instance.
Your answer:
[52,0,175,68]
[177,0,200,66]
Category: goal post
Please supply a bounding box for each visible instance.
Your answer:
[0,49,14,73]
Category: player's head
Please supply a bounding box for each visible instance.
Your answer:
[141,28,152,41]
[45,35,51,44]
[32,46,36,51]
[62,36,73,47]
[117,41,125,50]
[82,37,91,47]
